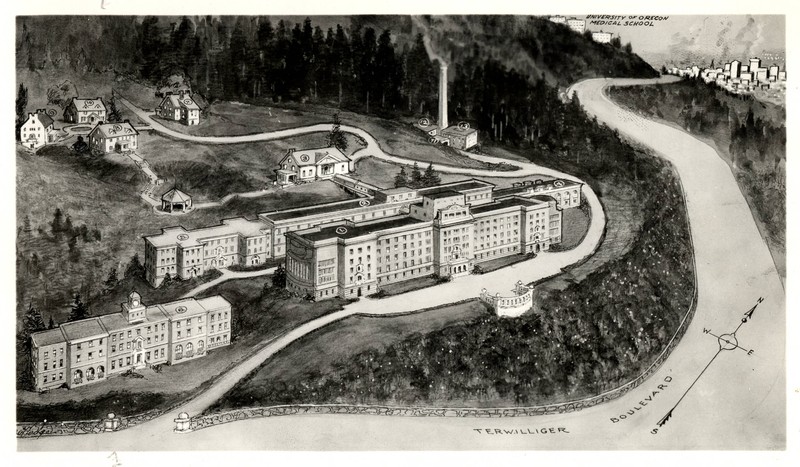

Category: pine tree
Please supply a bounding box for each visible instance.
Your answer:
[125,253,144,279]
[48,316,55,329]
[68,294,90,322]
[23,302,47,337]
[422,163,441,187]
[67,235,80,262]
[15,83,28,141]
[104,268,119,294]
[64,214,74,237]
[326,112,348,152]
[50,208,64,238]
[410,162,423,188]
[394,166,409,188]
[107,93,123,123]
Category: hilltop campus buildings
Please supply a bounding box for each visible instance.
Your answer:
[143,171,583,300]
[30,292,232,392]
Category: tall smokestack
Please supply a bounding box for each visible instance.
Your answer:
[438,62,448,131]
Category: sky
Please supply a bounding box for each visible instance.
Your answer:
[575,14,785,67]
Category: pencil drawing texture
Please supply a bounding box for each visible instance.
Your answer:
[15,14,784,450]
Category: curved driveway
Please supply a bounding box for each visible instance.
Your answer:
[19,79,784,450]
[18,97,606,451]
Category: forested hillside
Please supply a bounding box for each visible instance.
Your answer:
[608,79,785,277]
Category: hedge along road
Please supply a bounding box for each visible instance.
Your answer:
[17,98,606,452]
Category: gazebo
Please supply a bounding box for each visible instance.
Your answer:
[161,187,192,213]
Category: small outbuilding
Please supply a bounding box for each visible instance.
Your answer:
[161,187,193,213]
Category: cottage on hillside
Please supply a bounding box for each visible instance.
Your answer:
[64,97,107,124]
[87,121,139,154]
[156,91,201,125]
[275,147,352,185]
[20,110,57,150]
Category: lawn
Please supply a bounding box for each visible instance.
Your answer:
[15,140,355,353]
[534,180,643,294]
[144,93,506,171]
[353,156,554,192]
[549,200,592,252]
[155,101,331,136]
[138,132,330,198]
[207,300,490,412]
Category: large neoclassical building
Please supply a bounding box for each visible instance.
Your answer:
[30,292,232,392]
[284,182,564,300]
[142,175,582,288]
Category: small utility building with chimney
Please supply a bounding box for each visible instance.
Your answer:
[431,61,479,150]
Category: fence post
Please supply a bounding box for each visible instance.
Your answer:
[103,413,119,432]
[174,412,192,433]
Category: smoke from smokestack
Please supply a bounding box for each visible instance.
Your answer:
[412,16,449,130]
[411,16,448,66]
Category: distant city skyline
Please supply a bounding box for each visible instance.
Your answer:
[572,15,785,67]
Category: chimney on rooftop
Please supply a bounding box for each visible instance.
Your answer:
[438,62,448,131]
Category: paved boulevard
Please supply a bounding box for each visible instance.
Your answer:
[18,78,784,450]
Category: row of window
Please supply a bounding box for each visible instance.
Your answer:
[75,339,103,351]
[376,239,430,254]
[74,348,103,363]
[42,372,63,384]
[42,348,64,359]
[42,359,63,371]
[377,266,433,283]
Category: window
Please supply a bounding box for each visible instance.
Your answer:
[76,343,82,350]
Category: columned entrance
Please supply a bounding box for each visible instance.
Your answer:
[132,336,146,369]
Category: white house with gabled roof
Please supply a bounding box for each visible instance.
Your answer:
[156,91,201,125]
[275,146,352,185]
[64,97,107,124]
[87,121,139,154]
[20,110,57,150]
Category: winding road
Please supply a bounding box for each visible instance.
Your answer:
[19,78,784,450]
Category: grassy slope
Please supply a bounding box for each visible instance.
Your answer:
[207,301,489,412]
